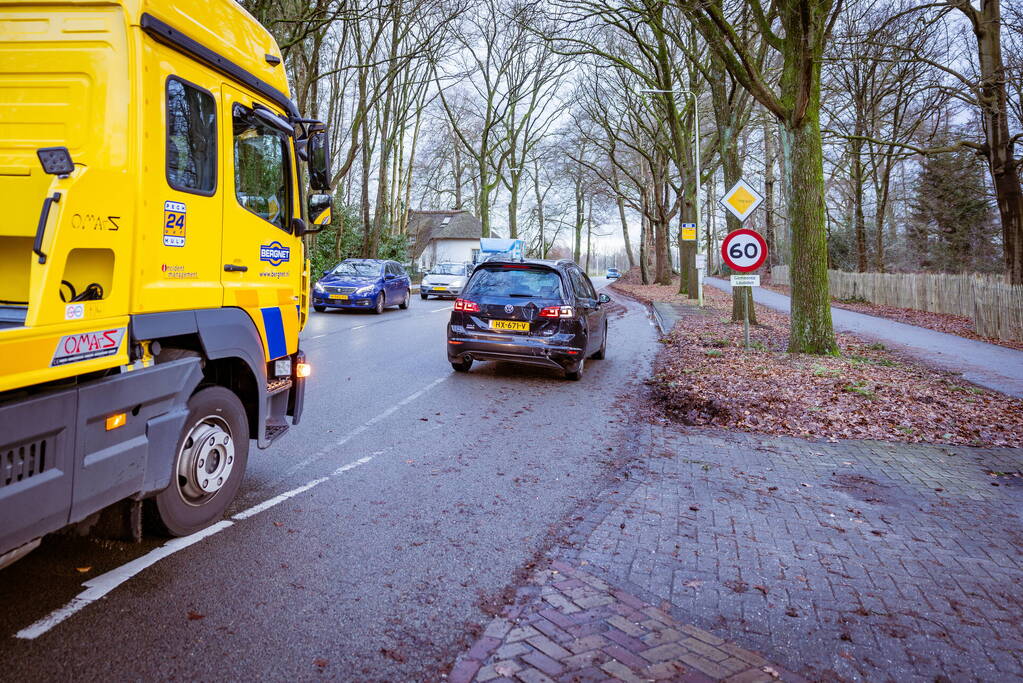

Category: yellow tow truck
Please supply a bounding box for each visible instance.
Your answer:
[0,0,333,567]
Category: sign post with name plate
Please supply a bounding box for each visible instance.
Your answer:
[721,229,768,349]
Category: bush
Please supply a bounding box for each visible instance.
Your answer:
[308,201,410,277]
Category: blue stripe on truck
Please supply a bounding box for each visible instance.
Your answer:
[260,306,287,359]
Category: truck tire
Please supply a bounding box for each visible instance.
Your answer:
[151,386,249,536]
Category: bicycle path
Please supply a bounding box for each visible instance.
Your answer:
[705,277,1023,398]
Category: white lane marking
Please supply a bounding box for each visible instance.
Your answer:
[351,325,367,329]
[332,454,374,476]
[311,333,328,339]
[281,375,447,478]
[432,307,450,313]
[17,375,451,640]
[232,477,329,520]
[16,520,233,640]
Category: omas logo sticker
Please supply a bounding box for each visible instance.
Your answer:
[51,328,125,367]
[260,241,290,267]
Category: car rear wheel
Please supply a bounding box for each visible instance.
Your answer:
[451,356,473,373]
[399,289,411,309]
[374,293,385,314]
[150,387,249,536]
[313,305,326,313]
[591,321,607,360]
[565,356,584,381]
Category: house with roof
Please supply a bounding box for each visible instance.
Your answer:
[408,210,490,270]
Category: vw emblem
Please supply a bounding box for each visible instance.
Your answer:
[504,304,514,314]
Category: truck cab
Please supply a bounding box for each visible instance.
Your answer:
[0,0,332,567]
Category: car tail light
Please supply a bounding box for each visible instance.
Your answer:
[539,305,574,318]
[454,298,479,312]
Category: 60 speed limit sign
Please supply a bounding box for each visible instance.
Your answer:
[721,228,768,273]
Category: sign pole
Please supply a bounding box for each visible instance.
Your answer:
[742,290,750,349]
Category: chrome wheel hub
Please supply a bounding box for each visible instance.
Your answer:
[176,417,234,504]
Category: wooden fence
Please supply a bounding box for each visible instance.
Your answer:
[770,266,1023,342]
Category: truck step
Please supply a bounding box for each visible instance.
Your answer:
[266,377,293,396]
[264,423,289,444]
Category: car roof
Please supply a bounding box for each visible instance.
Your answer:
[475,258,576,270]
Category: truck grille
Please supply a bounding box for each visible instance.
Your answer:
[1,438,50,488]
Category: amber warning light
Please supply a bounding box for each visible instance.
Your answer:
[105,413,127,431]
[296,362,312,378]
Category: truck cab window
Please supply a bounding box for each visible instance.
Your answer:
[166,78,217,194]
[233,104,290,232]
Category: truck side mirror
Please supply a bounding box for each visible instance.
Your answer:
[308,130,331,191]
[305,193,332,233]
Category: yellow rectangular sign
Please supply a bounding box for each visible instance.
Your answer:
[681,223,697,241]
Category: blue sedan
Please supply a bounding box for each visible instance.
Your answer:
[312,259,412,314]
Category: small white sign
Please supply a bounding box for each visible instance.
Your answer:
[64,303,85,320]
[730,274,761,287]
[695,254,708,270]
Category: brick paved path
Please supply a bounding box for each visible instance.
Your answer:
[453,427,1023,681]
[451,561,801,683]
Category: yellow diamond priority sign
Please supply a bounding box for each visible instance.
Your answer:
[720,179,764,222]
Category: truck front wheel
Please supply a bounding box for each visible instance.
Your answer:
[152,386,249,536]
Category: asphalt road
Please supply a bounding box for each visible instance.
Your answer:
[2,278,659,681]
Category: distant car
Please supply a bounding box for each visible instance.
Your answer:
[606,268,621,279]
[421,262,472,299]
[447,259,610,380]
[312,259,412,314]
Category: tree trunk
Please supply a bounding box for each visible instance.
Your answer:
[764,120,776,268]
[610,162,636,268]
[780,115,838,354]
[585,198,593,273]
[969,0,1023,284]
[573,180,584,262]
[639,213,651,284]
[850,133,867,272]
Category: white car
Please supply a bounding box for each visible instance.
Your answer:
[420,263,472,299]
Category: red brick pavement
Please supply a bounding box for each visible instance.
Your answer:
[449,561,804,683]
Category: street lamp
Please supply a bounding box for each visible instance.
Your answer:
[638,87,703,306]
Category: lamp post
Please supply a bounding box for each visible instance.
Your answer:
[638,88,703,306]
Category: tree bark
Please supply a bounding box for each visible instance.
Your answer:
[764,120,776,268]
[780,114,838,354]
[968,0,1023,283]
[610,162,636,268]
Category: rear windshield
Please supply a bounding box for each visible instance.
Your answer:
[464,267,563,299]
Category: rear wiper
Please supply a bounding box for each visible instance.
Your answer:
[507,293,536,298]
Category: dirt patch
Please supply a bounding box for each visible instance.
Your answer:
[616,274,1023,447]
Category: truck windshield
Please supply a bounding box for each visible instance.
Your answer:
[333,262,380,277]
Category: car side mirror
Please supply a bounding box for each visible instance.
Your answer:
[598,293,612,304]
[385,273,397,280]
[307,129,332,191]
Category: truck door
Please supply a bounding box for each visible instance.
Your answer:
[220,85,302,361]
[135,42,224,313]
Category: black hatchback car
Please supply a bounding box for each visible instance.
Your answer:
[446,259,611,380]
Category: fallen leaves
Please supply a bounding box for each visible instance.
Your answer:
[617,281,1023,447]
